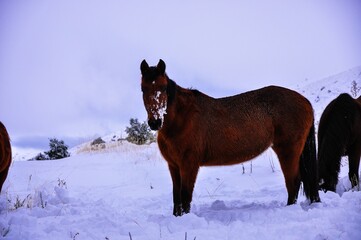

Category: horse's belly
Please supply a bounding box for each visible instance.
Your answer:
[202,123,273,166]
[201,155,258,167]
[201,142,271,166]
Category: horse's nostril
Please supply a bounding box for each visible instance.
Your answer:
[148,119,162,130]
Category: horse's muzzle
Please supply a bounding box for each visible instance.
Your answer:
[148,119,162,131]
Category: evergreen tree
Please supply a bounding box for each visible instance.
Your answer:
[125,118,155,145]
[45,138,70,160]
[351,80,360,98]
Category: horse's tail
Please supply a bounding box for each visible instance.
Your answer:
[299,122,320,203]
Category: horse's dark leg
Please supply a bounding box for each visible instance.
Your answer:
[168,163,182,216]
[179,165,199,214]
[273,145,301,205]
[348,145,361,189]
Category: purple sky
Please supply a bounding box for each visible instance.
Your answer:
[1,0,361,149]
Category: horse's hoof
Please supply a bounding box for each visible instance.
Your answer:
[173,204,183,217]
[311,196,321,203]
[182,204,190,214]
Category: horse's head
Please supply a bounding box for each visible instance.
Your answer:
[140,59,169,130]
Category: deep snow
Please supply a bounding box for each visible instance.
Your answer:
[1,67,361,239]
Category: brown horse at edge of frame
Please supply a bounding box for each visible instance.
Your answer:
[0,121,12,193]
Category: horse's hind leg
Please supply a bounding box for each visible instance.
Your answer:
[348,145,361,189]
[273,144,301,205]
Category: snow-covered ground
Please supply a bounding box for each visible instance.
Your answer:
[1,67,361,239]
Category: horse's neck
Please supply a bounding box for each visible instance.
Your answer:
[167,78,195,107]
[163,82,198,128]
[166,79,177,105]
[170,86,191,111]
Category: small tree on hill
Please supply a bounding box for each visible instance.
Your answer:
[125,118,155,145]
[45,138,70,160]
[34,138,70,160]
[351,80,360,98]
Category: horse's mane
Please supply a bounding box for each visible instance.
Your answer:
[166,77,203,105]
[166,77,177,105]
[318,93,359,186]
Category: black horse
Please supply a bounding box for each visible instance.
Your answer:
[318,93,361,192]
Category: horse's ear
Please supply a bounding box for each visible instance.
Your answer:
[157,59,166,75]
[140,60,149,75]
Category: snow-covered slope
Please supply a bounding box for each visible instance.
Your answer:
[298,65,361,124]
[1,67,361,240]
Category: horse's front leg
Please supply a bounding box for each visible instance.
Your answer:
[180,164,199,215]
[168,164,182,216]
[348,145,361,189]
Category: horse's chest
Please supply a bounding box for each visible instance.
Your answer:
[157,132,200,165]
[157,137,180,163]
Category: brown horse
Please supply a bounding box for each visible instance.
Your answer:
[140,59,320,216]
[318,93,361,192]
[0,121,12,193]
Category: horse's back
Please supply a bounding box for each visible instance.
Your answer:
[217,86,313,132]
[218,86,312,114]
[198,86,313,166]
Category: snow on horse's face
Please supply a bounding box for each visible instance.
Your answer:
[140,59,168,130]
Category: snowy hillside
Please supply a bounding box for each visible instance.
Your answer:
[298,65,361,125]
[1,67,361,240]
